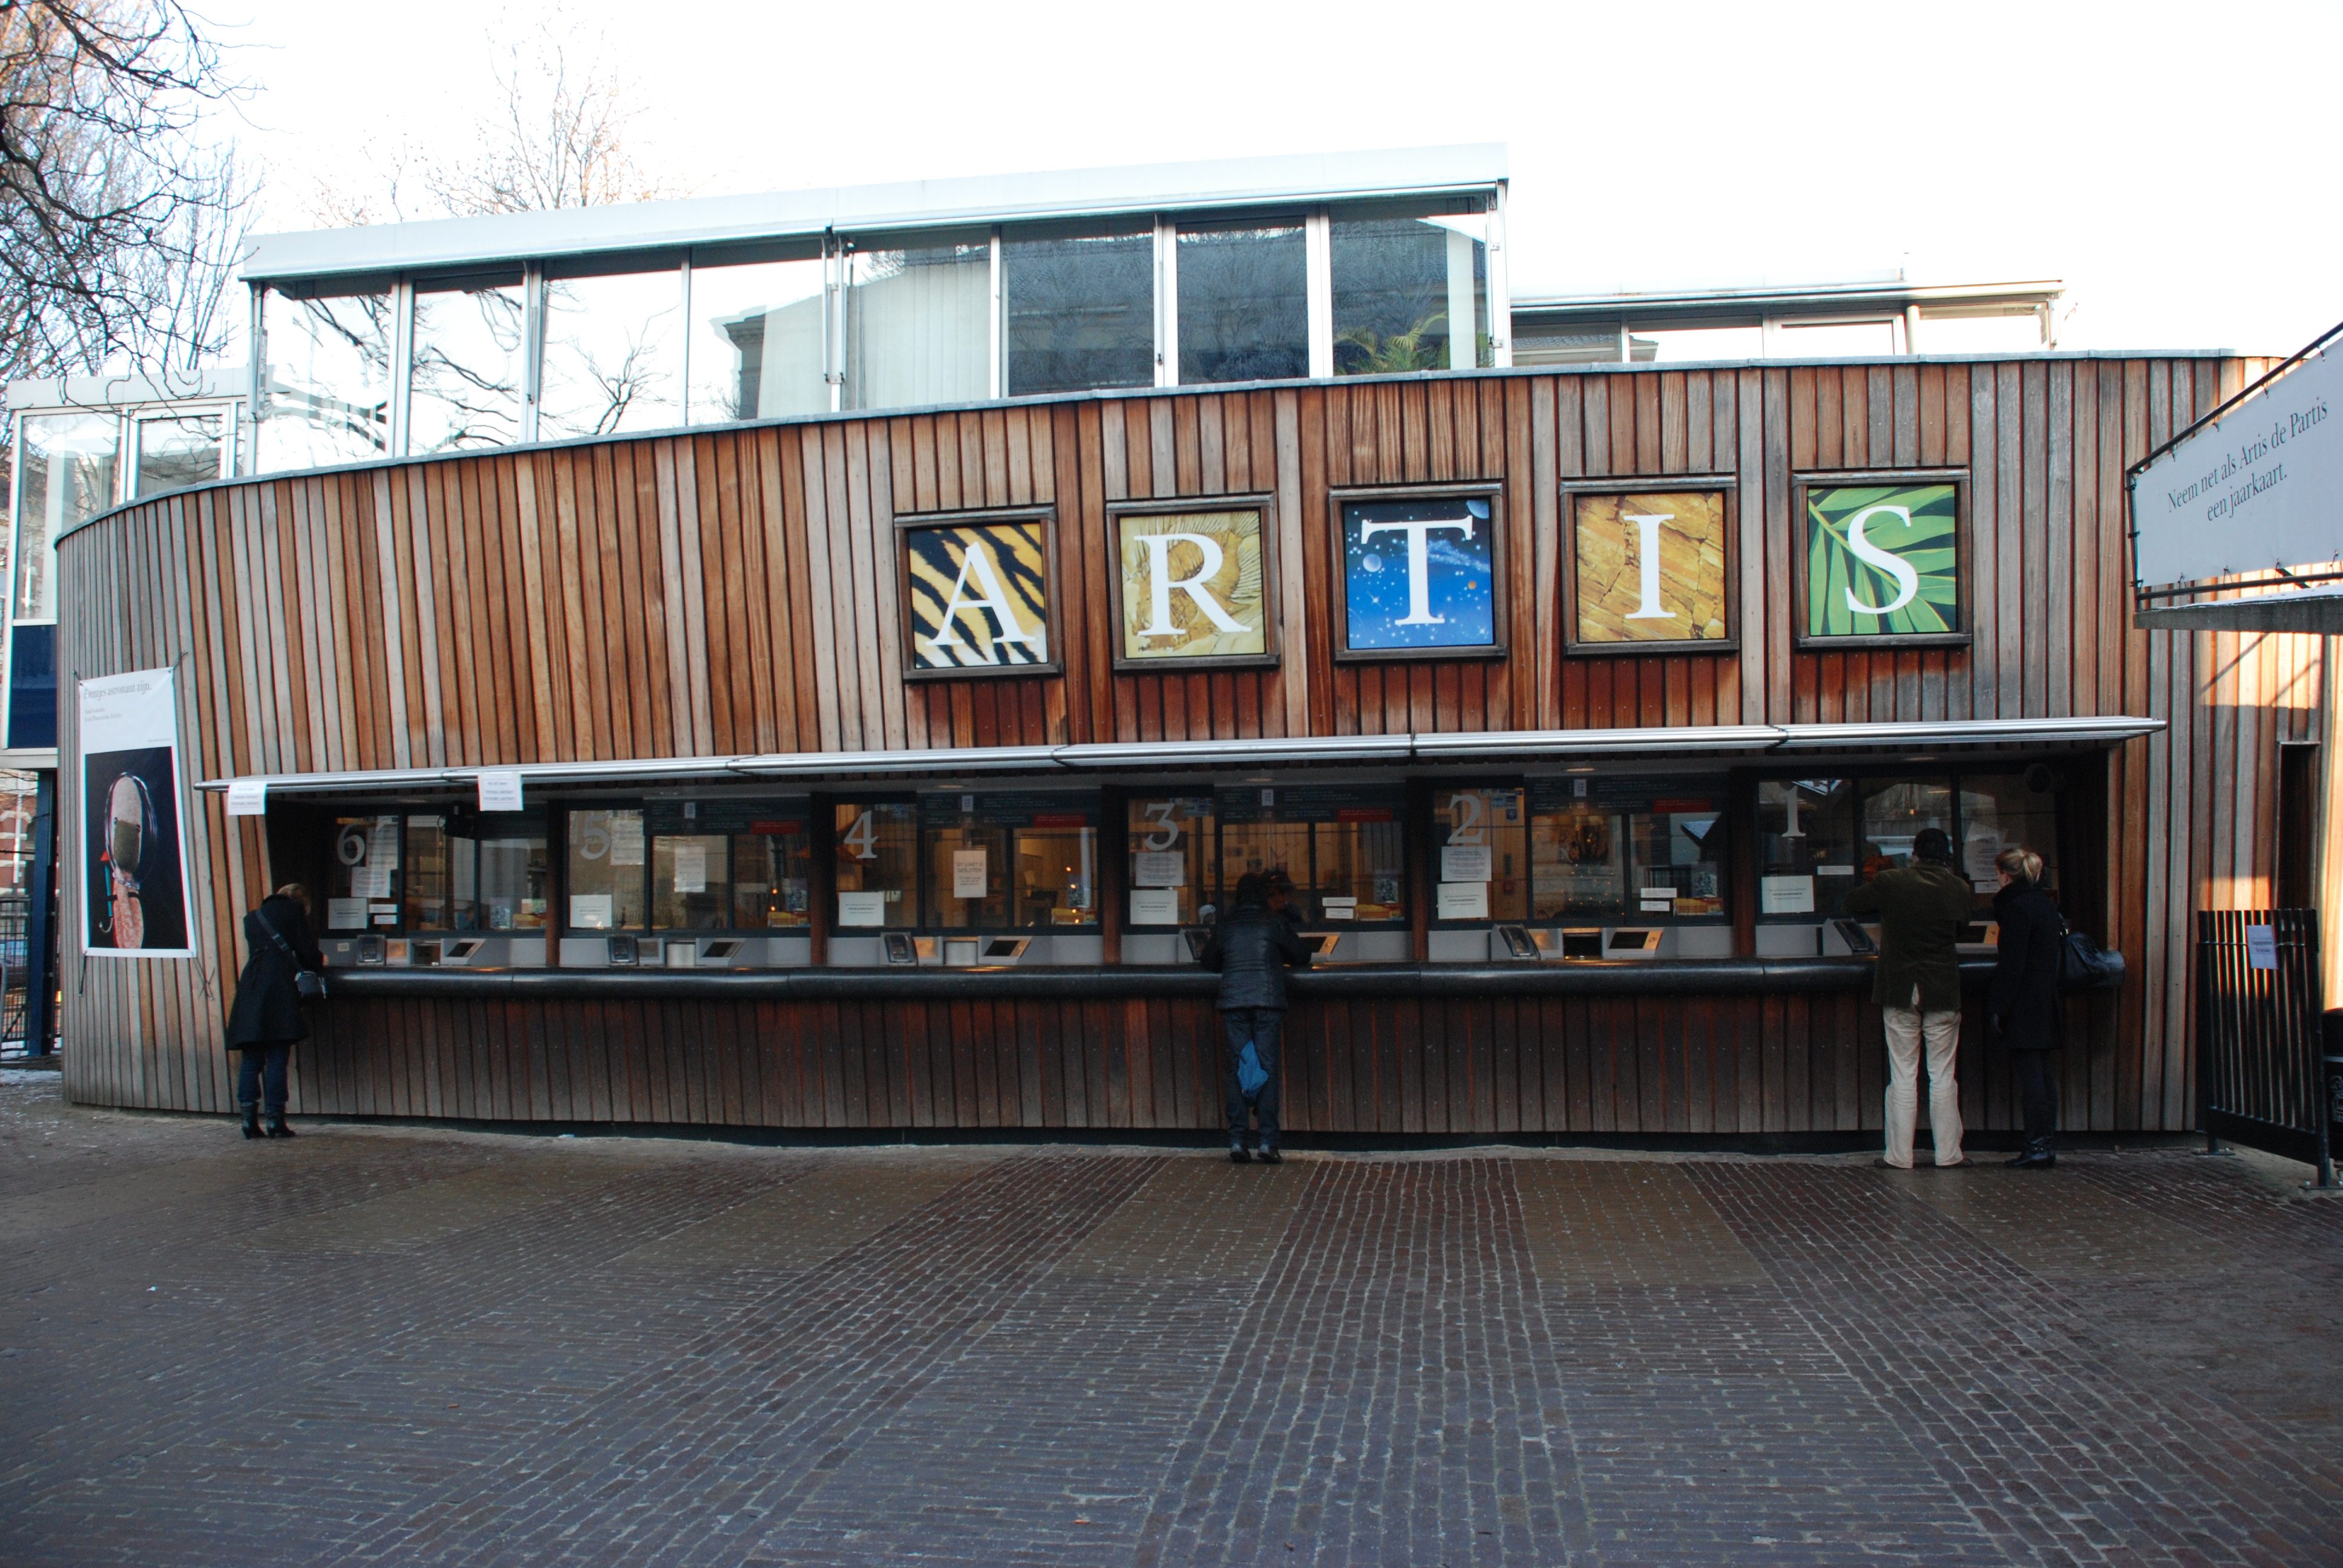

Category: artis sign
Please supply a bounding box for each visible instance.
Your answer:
[2132,336,2342,591]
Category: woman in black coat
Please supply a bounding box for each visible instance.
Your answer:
[1987,848,2063,1169]
[223,884,323,1140]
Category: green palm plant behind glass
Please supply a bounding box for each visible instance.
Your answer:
[1804,483,1959,638]
[1336,309,1448,374]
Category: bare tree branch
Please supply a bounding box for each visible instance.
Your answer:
[0,0,257,384]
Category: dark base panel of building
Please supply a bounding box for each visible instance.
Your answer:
[292,964,2120,1138]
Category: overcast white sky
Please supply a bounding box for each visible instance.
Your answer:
[208,0,2342,358]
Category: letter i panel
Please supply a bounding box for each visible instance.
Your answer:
[1791,470,1971,651]
[1562,479,1739,655]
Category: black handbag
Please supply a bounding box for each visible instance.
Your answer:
[257,910,328,1002]
[2058,918,2124,993]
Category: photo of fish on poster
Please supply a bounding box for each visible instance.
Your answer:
[80,668,195,957]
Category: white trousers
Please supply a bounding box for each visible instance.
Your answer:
[1881,985,1963,1167]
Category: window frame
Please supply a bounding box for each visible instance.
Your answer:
[1748,764,2060,922]
[1426,779,1532,928]
[1325,480,1509,664]
[1560,475,1740,658]
[894,504,1065,682]
[1102,493,1282,673]
[1791,467,1972,652]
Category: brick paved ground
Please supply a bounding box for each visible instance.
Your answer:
[2,1069,2338,1567]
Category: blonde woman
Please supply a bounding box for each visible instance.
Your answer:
[1988,848,2063,1169]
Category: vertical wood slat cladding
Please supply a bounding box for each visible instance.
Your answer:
[57,356,2306,1136]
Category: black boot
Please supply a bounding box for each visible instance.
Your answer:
[2007,1137,2056,1169]
[265,1111,296,1139]
[241,1104,263,1140]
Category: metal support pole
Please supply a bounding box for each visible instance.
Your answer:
[25,769,56,1056]
[2198,921,2223,1155]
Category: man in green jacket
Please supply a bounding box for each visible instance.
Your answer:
[1838,826,1972,1168]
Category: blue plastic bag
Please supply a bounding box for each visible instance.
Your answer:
[1237,1041,1268,1100]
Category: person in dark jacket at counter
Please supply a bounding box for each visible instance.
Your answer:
[223,884,324,1140]
[1201,871,1313,1164]
[1989,846,2064,1169]
[1838,826,1972,1169]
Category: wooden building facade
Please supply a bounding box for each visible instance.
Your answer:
[53,351,2310,1141]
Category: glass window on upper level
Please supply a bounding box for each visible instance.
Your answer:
[540,260,686,439]
[1003,222,1155,396]
[133,411,228,499]
[689,248,828,422]
[1331,202,1491,374]
[257,281,394,472]
[845,237,991,411]
[408,270,527,454]
[1176,217,1308,385]
[13,411,119,622]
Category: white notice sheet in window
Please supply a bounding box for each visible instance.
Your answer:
[1440,844,1492,883]
[1128,887,1181,925]
[672,843,707,893]
[952,848,988,900]
[837,890,887,927]
[1436,881,1490,921]
[1133,851,1185,887]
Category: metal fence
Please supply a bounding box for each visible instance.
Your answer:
[0,893,30,1048]
[2196,909,2335,1186]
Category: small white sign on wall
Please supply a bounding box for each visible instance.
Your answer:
[1436,881,1490,921]
[1128,887,1181,925]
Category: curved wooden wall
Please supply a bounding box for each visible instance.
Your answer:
[54,356,2310,1135]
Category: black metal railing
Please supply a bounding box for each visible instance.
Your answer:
[2196,909,2335,1186]
[0,892,27,1047]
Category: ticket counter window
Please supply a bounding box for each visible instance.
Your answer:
[1017,825,1097,927]
[1957,774,2057,906]
[1217,787,1406,924]
[1860,779,1955,876]
[477,830,547,930]
[733,832,813,928]
[1530,806,1628,920]
[1758,779,1856,918]
[1305,818,1404,922]
[652,834,730,930]
[834,802,918,929]
[566,808,648,930]
[1127,797,1211,926]
[928,823,1011,929]
[1432,787,1527,923]
[1527,777,1729,923]
[326,814,403,932]
[403,816,462,930]
[1631,808,1725,917]
[1760,771,2058,920]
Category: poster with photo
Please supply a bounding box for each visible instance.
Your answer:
[80,668,195,957]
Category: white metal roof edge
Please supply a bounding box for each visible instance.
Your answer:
[189,718,2167,795]
[1771,717,2165,748]
[1512,278,2066,316]
[239,144,1509,283]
